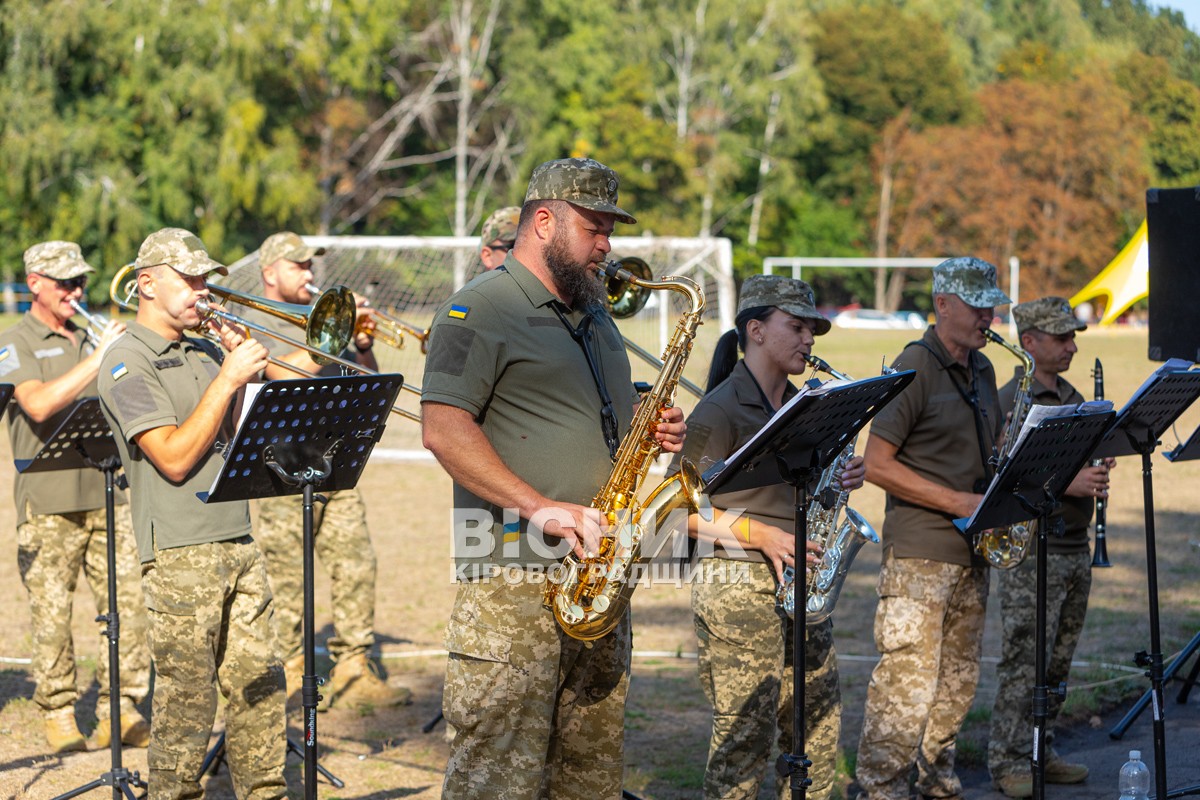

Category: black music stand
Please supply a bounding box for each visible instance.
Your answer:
[954,403,1115,800]
[1108,420,1200,761]
[1089,361,1200,800]
[199,374,402,800]
[14,398,145,800]
[0,383,12,414]
[704,369,914,800]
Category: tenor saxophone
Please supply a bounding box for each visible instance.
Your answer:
[974,328,1036,569]
[544,260,709,642]
[776,355,880,623]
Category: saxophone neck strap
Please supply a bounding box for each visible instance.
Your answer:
[906,339,997,483]
[550,301,620,460]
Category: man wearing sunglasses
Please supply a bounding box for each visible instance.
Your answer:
[0,241,151,753]
[478,206,520,270]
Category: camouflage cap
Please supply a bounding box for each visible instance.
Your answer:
[1013,296,1087,336]
[931,257,1011,308]
[258,231,326,269]
[480,206,521,244]
[23,241,95,280]
[134,228,228,276]
[523,157,636,225]
[738,274,831,336]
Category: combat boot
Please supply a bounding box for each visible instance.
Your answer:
[92,698,151,749]
[44,706,87,753]
[319,653,412,712]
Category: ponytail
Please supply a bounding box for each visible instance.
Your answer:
[703,305,775,393]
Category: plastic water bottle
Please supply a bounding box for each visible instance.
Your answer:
[1118,750,1150,800]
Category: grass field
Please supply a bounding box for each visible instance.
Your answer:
[1,321,1198,798]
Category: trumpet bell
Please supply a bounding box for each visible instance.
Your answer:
[605,256,654,319]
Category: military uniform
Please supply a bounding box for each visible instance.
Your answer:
[423,157,640,800]
[0,241,150,748]
[97,228,285,800]
[856,258,1009,800]
[988,298,1094,788]
[672,359,841,800]
[237,304,378,666]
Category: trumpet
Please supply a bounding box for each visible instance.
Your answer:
[109,263,421,422]
[68,298,109,347]
[306,283,430,354]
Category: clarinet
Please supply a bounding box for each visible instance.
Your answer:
[1091,357,1112,567]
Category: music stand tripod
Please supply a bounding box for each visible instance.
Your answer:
[954,403,1115,800]
[14,398,146,800]
[703,369,914,800]
[1091,362,1200,800]
[198,374,402,800]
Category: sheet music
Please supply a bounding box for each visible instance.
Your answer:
[964,400,1114,530]
[721,378,853,469]
[205,382,267,496]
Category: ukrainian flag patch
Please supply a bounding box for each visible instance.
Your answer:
[0,346,9,362]
[448,304,470,320]
[502,520,520,544]
[111,362,128,380]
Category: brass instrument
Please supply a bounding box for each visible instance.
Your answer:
[109,264,421,423]
[545,259,711,641]
[976,328,1036,568]
[68,298,109,347]
[307,282,430,354]
[776,355,881,623]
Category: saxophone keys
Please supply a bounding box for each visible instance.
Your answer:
[591,595,610,613]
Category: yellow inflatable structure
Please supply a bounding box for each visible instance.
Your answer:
[1069,220,1148,325]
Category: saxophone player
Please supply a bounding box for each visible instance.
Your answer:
[987,297,1115,798]
[855,257,1009,800]
[421,157,685,799]
[666,274,866,800]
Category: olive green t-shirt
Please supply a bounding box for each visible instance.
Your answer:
[97,322,252,563]
[869,326,1003,567]
[668,360,798,563]
[0,313,124,525]
[421,255,635,574]
[999,367,1093,554]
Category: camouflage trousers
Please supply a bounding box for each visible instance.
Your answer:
[16,504,150,715]
[856,554,989,800]
[441,573,631,800]
[256,487,377,662]
[692,559,841,800]
[988,549,1092,779]
[141,537,286,800]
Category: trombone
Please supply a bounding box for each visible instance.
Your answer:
[605,257,704,400]
[68,298,109,347]
[109,264,421,422]
[306,283,430,354]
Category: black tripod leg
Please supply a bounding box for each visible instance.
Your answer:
[1174,632,1200,704]
[198,732,227,778]
[287,738,344,788]
[422,710,445,734]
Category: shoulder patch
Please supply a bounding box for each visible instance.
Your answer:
[111,362,128,381]
[448,304,470,320]
[0,345,18,378]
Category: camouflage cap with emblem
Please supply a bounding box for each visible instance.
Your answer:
[135,228,228,276]
[738,274,832,336]
[258,231,326,269]
[523,157,636,225]
[931,256,1011,308]
[24,241,96,280]
[480,207,521,245]
[1013,296,1087,336]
